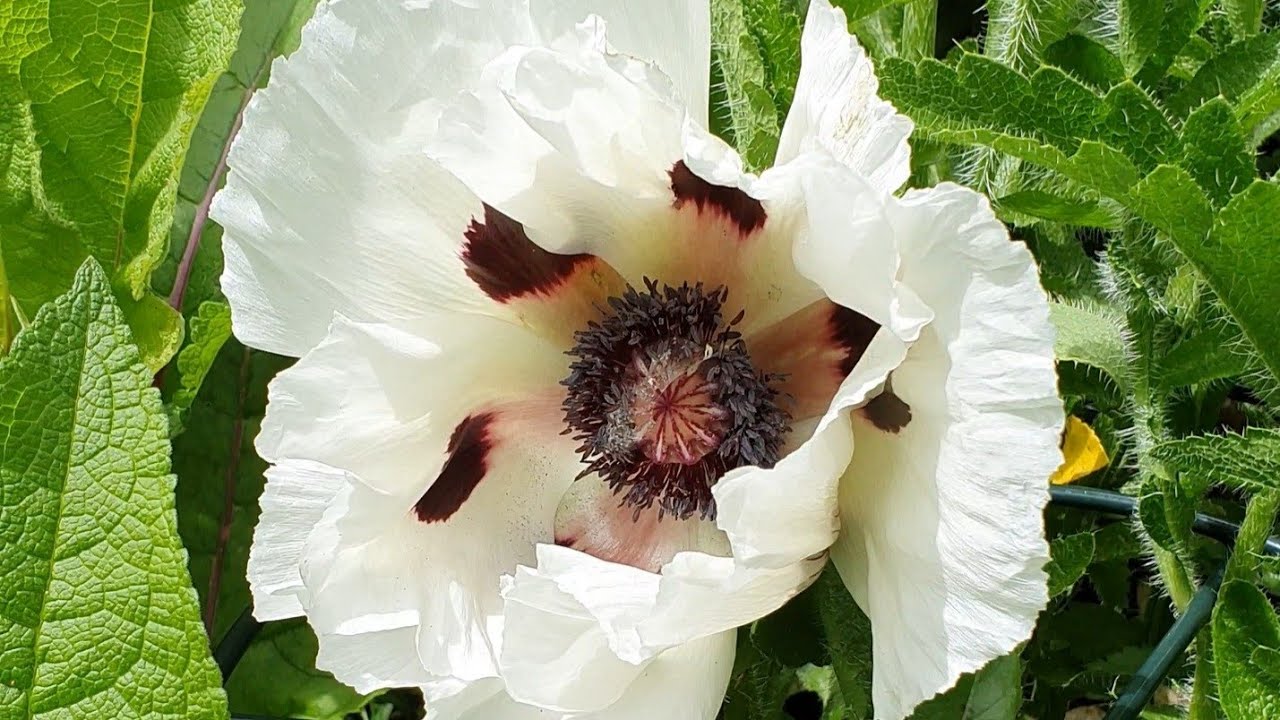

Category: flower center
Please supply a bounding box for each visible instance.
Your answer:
[562,280,790,520]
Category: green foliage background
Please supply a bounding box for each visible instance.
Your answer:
[2,0,1280,719]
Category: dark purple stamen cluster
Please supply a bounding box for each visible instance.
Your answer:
[562,279,790,521]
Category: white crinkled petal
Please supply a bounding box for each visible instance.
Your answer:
[831,183,1063,720]
[247,459,348,621]
[213,0,536,356]
[529,0,710,125]
[499,563,654,711]
[257,313,567,496]
[776,0,913,195]
[314,625,436,695]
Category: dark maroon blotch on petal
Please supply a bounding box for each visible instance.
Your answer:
[414,412,498,523]
[829,304,880,377]
[860,391,912,433]
[669,160,767,235]
[462,204,593,302]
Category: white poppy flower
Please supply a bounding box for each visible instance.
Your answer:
[212,0,1064,718]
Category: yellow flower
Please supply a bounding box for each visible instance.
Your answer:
[1051,416,1109,484]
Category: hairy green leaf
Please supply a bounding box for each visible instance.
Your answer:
[1213,581,1280,720]
[1043,34,1125,89]
[997,190,1117,227]
[0,0,241,368]
[1225,491,1280,585]
[986,0,1088,70]
[1169,30,1280,143]
[711,0,783,171]
[1115,0,1163,76]
[1224,0,1263,40]
[1174,182,1280,387]
[1177,98,1254,207]
[1158,320,1253,389]
[961,653,1022,720]
[1125,164,1213,253]
[1049,300,1130,387]
[816,568,872,720]
[1151,428,1280,494]
[0,259,226,719]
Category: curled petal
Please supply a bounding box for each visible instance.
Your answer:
[776,0,913,194]
[831,184,1063,720]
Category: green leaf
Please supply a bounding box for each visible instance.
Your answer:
[171,301,233,428]
[710,0,783,172]
[996,190,1117,227]
[1169,30,1280,143]
[171,338,362,716]
[740,0,804,123]
[795,664,850,720]
[117,290,185,373]
[1043,34,1126,89]
[1150,428,1280,494]
[1127,164,1213,246]
[878,55,1175,182]
[1115,0,1163,76]
[1049,300,1130,388]
[723,629,795,720]
[1223,0,1263,40]
[831,0,910,24]
[1224,490,1280,585]
[224,619,370,720]
[984,0,1089,71]
[1046,532,1097,597]
[815,568,872,720]
[1213,581,1280,720]
[1158,320,1253,389]
[0,259,226,718]
[1177,98,1253,207]
[961,653,1022,720]
[0,0,241,368]
[1176,182,1280,387]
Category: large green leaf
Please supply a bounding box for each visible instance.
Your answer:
[1114,0,1163,76]
[0,260,226,719]
[1213,581,1280,720]
[0,0,241,370]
